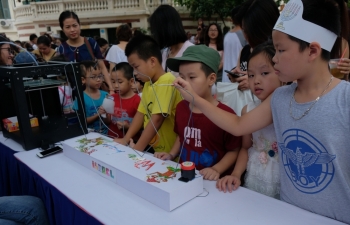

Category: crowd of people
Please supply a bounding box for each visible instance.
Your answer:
[0,0,350,224]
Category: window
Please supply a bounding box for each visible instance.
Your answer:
[0,1,11,19]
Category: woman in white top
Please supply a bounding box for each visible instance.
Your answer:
[106,24,132,74]
[149,5,193,77]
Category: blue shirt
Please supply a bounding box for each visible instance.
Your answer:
[58,37,103,62]
[74,91,108,134]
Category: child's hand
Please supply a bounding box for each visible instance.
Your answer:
[236,75,249,91]
[199,167,220,181]
[128,138,135,149]
[114,138,128,146]
[173,77,198,103]
[98,106,107,115]
[154,152,172,160]
[116,121,130,130]
[109,90,115,95]
[216,175,241,193]
[335,58,350,75]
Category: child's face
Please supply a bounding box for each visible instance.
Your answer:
[128,53,153,83]
[248,52,281,101]
[131,80,143,93]
[272,30,309,82]
[179,62,215,98]
[83,67,103,90]
[111,70,133,96]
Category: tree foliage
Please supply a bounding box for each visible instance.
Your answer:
[174,0,290,27]
[174,0,245,27]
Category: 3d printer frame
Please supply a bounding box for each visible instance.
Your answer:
[0,62,88,150]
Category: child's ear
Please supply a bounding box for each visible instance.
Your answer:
[308,42,322,62]
[129,78,135,85]
[208,73,217,86]
[81,77,86,84]
[149,57,157,67]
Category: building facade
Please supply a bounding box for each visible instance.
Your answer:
[0,0,232,43]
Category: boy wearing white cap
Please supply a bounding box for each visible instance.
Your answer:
[174,0,350,223]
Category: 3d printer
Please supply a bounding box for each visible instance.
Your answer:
[0,61,87,150]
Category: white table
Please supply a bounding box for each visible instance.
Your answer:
[0,132,25,151]
[14,149,345,225]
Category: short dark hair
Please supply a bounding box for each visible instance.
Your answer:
[125,34,162,63]
[112,62,134,80]
[116,24,132,42]
[59,11,80,29]
[149,4,187,49]
[96,38,108,48]
[24,42,33,51]
[0,35,10,48]
[204,23,224,51]
[231,6,243,26]
[247,40,276,70]
[287,0,340,61]
[29,34,38,41]
[238,0,279,48]
[200,62,215,77]
[133,29,143,37]
[37,36,51,47]
[43,33,53,42]
[79,61,97,77]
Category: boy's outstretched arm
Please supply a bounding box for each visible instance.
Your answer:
[133,113,165,152]
[173,77,273,136]
[114,111,144,145]
[154,136,180,160]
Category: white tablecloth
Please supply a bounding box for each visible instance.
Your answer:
[0,132,25,152]
[14,149,344,225]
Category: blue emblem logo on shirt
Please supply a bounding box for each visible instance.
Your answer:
[279,129,336,194]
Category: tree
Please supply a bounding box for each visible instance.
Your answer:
[174,0,245,27]
[175,0,289,27]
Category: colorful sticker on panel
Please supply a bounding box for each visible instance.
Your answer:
[75,137,111,153]
[146,166,181,183]
[128,154,155,171]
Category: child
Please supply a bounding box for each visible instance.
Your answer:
[114,34,183,153]
[74,61,110,134]
[50,55,75,115]
[131,77,144,97]
[155,45,241,180]
[108,62,141,139]
[174,0,350,223]
[218,41,281,198]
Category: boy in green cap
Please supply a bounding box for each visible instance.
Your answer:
[154,45,241,180]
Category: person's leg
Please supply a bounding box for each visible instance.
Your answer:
[0,218,23,225]
[0,196,49,225]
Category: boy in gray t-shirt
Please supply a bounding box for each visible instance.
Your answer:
[173,0,349,224]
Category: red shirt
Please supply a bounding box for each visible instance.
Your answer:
[108,93,140,138]
[174,100,241,171]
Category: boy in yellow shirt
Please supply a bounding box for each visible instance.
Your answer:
[115,35,182,153]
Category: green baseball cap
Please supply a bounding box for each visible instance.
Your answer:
[166,45,220,74]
